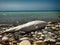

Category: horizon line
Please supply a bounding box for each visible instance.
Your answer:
[0,10,60,12]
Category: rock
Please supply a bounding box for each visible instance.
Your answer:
[56,28,59,30]
[48,21,52,24]
[51,27,56,30]
[59,25,60,27]
[55,25,59,28]
[48,32,52,35]
[31,32,34,35]
[49,39,56,42]
[37,32,42,35]
[37,35,40,38]
[48,21,57,24]
[2,36,8,41]
[33,40,45,45]
[41,34,45,37]
[46,24,51,27]
[39,37,43,40]
[35,31,38,34]
[35,37,39,41]
[43,31,48,34]
[32,35,36,37]
[51,24,55,27]
[19,37,29,41]
[44,39,49,41]
[45,27,48,29]
[58,23,60,25]
[0,35,2,38]
[56,42,60,45]
[19,40,31,45]
[57,38,60,40]
[13,41,17,44]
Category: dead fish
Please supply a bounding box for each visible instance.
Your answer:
[1,20,47,34]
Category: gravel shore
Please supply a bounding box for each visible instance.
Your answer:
[0,21,60,45]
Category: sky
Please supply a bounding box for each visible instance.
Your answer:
[0,0,60,11]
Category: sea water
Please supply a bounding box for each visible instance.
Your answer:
[0,12,60,24]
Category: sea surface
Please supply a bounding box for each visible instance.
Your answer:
[0,12,60,24]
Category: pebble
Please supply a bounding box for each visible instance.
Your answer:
[19,40,31,45]
[19,37,29,41]
[38,32,42,35]
[0,21,60,45]
[56,28,59,30]
[35,31,38,34]
[48,21,52,24]
[58,23,60,25]
[46,24,51,27]
[57,38,60,40]
[51,27,56,30]
[32,35,36,37]
[2,36,9,41]
[39,37,43,40]
[55,25,59,28]
[41,34,44,37]
[31,32,34,34]
[45,27,48,29]
[43,31,48,34]
[35,38,39,41]
[56,42,60,45]
[59,25,60,27]
[0,35,2,38]
[49,39,56,42]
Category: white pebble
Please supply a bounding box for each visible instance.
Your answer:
[51,27,56,29]
[45,27,48,29]
[19,40,31,45]
[2,36,8,41]
[55,25,59,27]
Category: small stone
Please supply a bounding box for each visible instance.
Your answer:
[38,32,42,35]
[37,36,40,38]
[32,35,36,37]
[2,36,9,41]
[48,32,52,34]
[56,42,60,45]
[13,41,17,44]
[19,37,29,41]
[45,27,48,29]
[19,40,31,45]
[31,32,34,34]
[58,23,60,25]
[50,39,56,42]
[59,25,60,27]
[51,27,56,30]
[48,21,52,24]
[0,35,2,38]
[43,31,48,34]
[56,28,59,30]
[35,31,38,34]
[46,24,51,27]
[57,38,60,40]
[44,39,48,41]
[41,34,44,37]
[35,37,39,40]
[51,24,55,27]
[39,37,43,40]
[55,25,59,28]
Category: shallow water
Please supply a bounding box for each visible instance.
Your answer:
[0,12,60,24]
